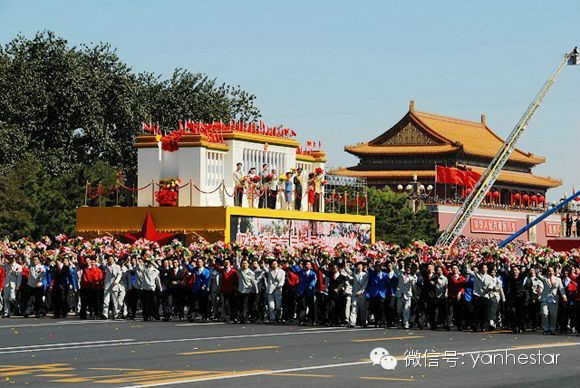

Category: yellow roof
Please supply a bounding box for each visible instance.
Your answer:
[345,144,459,155]
[331,167,561,189]
[346,103,545,165]
[412,111,545,164]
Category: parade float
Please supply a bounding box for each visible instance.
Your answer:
[76,121,375,246]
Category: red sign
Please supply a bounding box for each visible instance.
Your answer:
[470,217,518,235]
[545,221,562,238]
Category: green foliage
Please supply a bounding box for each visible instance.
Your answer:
[367,187,440,246]
[0,31,261,238]
[0,31,260,176]
[0,157,119,239]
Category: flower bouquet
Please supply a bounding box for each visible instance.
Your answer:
[161,131,185,152]
[155,177,181,207]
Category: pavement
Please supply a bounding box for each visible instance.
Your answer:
[0,317,579,388]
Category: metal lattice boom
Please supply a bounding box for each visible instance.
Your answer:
[437,48,579,247]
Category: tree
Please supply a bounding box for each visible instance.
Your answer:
[0,157,120,239]
[367,188,440,246]
[0,31,261,177]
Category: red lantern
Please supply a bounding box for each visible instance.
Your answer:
[513,193,521,200]
[493,191,500,199]
[538,195,545,203]
[522,194,530,202]
[486,191,492,198]
[531,195,538,202]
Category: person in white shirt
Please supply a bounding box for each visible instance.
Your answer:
[233,162,244,206]
[341,262,354,327]
[349,261,368,328]
[466,264,493,331]
[488,268,505,330]
[237,259,257,324]
[3,255,22,318]
[396,263,416,329]
[266,260,285,323]
[536,265,567,334]
[102,256,122,319]
[137,258,160,321]
[25,257,46,318]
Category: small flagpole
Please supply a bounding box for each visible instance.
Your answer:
[444,162,448,201]
[434,164,437,202]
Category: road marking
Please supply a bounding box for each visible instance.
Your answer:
[0,364,69,371]
[117,340,580,388]
[352,335,424,342]
[271,373,332,378]
[456,341,580,356]
[0,328,373,355]
[300,327,381,332]
[88,367,144,371]
[0,320,123,329]
[114,370,268,385]
[175,322,225,327]
[0,339,134,351]
[35,373,77,377]
[179,345,279,355]
[474,330,512,335]
[361,376,416,382]
[117,362,371,387]
[510,342,579,350]
[0,340,137,354]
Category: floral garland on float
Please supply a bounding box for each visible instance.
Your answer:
[155,177,181,207]
[142,120,299,153]
[3,235,580,271]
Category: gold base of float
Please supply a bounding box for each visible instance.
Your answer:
[76,206,375,245]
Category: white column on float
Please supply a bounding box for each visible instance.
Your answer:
[137,147,161,206]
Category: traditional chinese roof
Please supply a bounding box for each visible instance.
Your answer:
[330,167,561,189]
[345,101,545,165]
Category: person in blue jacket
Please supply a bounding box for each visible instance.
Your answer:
[366,261,388,327]
[65,258,79,316]
[292,260,317,325]
[189,258,211,322]
[462,274,475,331]
[43,260,52,316]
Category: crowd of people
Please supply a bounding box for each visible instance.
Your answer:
[232,163,325,211]
[1,236,579,336]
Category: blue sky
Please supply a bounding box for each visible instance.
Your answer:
[1,0,579,200]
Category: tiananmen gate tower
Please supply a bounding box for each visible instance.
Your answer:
[332,100,563,244]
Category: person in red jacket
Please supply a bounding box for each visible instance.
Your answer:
[219,258,238,323]
[94,260,105,318]
[282,261,299,323]
[80,258,99,319]
[442,263,466,330]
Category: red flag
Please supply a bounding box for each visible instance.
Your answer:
[463,170,482,189]
[318,141,321,149]
[290,130,296,137]
[436,166,465,185]
[179,120,184,132]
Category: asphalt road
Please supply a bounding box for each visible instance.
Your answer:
[0,317,579,388]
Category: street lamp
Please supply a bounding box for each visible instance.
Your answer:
[398,175,433,213]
